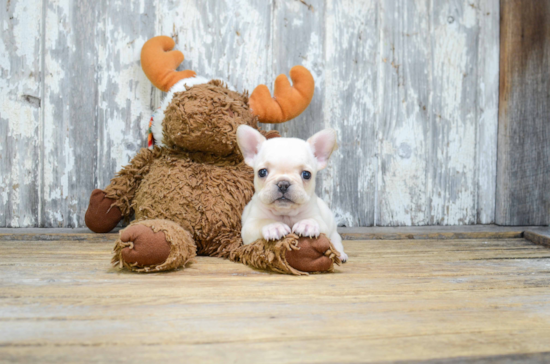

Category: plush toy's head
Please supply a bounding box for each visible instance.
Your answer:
[162,81,256,156]
[141,36,315,156]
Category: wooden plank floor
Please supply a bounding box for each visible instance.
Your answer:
[2,233,550,363]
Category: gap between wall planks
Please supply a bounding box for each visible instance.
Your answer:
[496,0,550,225]
[1,0,500,228]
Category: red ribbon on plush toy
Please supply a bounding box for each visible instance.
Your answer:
[147,116,154,149]
[147,108,161,149]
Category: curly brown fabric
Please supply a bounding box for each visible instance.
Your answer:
[163,81,258,156]
[230,233,341,276]
[104,147,160,219]
[112,219,196,273]
[88,79,335,275]
[129,147,254,258]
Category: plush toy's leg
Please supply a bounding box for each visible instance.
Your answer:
[230,233,341,275]
[285,235,342,272]
[85,189,123,233]
[112,219,196,273]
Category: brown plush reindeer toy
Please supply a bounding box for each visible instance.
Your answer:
[85,36,341,275]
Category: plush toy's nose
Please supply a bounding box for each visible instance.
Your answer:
[277,181,291,193]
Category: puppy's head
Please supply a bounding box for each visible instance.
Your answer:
[237,125,337,213]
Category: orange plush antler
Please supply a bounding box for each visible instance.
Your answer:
[141,36,196,92]
[249,66,314,124]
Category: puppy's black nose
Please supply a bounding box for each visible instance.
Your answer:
[277,181,291,193]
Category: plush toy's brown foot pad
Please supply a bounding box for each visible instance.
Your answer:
[112,219,197,273]
[286,235,339,272]
[119,224,171,266]
[231,233,340,275]
[85,189,122,233]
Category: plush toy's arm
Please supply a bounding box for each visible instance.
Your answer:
[230,234,341,275]
[85,189,123,233]
[103,147,159,218]
[85,147,159,233]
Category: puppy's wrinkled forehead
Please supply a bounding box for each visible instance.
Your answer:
[258,138,314,168]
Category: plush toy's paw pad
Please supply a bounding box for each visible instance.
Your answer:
[292,219,320,238]
[285,235,334,272]
[262,223,291,241]
[85,189,122,233]
[120,224,171,266]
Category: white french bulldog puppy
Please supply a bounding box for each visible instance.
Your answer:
[236,125,348,262]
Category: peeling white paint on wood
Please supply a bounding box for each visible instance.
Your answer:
[0,0,500,227]
[377,0,433,226]
[430,0,479,226]
[376,0,499,226]
[322,0,378,227]
[0,0,43,227]
[156,0,273,94]
[96,0,157,189]
[42,0,99,227]
[475,0,499,224]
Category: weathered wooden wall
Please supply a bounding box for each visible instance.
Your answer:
[0,0,501,228]
[496,0,550,226]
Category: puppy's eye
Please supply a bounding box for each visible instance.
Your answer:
[258,168,268,178]
[301,171,312,180]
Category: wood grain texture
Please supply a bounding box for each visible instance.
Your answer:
[377,0,500,226]
[0,224,539,241]
[475,0,500,224]
[524,228,550,249]
[0,0,502,227]
[95,0,158,190]
[377,0,433,226]
[41,0,101,227]
[339,225,527,241]
[269,0,327,179]
[496,0,550,225]
[322,0,378,227]
[156,0,273,94]
[0,229,528,242]
[0,0,43,227]
[430,1,480,225]
[1,234,550,362]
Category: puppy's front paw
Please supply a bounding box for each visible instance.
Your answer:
[262,223,291,241]
[338,252,349,263]
[292,219,320,238]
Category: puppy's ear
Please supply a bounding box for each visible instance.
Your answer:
[307,128,338,170]
[237,125,266,167]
